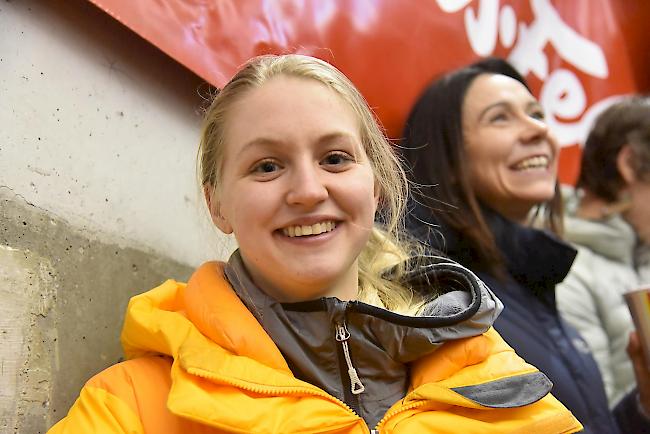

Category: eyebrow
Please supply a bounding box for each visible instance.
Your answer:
[235,132,359,159]
[477,100,543,121]
[234,137,282,160]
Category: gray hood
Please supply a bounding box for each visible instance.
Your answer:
[564,215,637,265]
[564,188,637,265]
[225,251,503,427]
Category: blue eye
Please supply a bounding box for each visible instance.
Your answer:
[252,160,280,174]
[322,151,354,167]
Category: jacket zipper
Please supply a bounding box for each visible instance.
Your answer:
[374,400,429,432]
[335,320,365,416]
[335,321,366,394]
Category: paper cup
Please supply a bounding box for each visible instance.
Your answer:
[624,285,650,367]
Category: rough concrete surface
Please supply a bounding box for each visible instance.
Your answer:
[0,188,194,433]
[0,0,234,268]
[0,244,56,434]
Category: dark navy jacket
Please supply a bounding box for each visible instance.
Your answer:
[407,205,649,434]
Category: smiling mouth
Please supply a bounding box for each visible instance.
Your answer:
[513,155,550,171]
[281,221,337,238]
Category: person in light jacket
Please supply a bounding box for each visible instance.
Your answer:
[47,54,581,434]
[557,96,650,407]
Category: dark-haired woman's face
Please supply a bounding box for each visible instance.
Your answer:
[462,74,559,222]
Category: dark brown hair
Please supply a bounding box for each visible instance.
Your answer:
[400,57,563,277]
[577,96,650,202]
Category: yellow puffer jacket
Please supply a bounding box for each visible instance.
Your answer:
[48,262,582,433]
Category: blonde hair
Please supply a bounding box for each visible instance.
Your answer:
[198,54,423,314]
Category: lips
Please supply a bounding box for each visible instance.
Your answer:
[281,221,337,237]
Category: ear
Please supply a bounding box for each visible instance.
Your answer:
[203,185,233,234]
[617,145,637,185]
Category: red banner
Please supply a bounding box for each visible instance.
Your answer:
[88,0,650,184]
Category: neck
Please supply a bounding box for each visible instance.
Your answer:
[576,190,627,220]
[488,202,533,226]
[244,258,360,303]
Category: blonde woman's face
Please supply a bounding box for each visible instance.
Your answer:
[213,76,378,302]
[462,74,559,222]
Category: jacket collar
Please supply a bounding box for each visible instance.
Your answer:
[223,250,503,427]
[564,213,637,265]
[483,207,576,289]
[408,203,576,294]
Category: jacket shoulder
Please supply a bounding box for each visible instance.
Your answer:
[86,356,173,405]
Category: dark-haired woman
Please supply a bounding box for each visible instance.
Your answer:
[557,96,650,409]
[400,58,650,433]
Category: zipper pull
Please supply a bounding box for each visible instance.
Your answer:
[335,322,366,395]
[335,323,350,341]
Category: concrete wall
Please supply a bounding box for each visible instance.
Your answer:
[0,1,235,432]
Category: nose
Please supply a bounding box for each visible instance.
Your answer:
[286,162,328,208]
[520,115,550,144]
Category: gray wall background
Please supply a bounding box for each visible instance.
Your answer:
[0,1,235,432]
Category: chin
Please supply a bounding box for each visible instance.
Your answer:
[525,186,557,204]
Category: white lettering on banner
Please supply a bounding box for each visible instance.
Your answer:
[498,5,517,48]
[542,69,626,147]
[435,0,621,148]
[436,0,473,13]
[509,0,607,80]
[465,0,499,55]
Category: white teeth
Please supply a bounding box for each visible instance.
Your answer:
[282,221,337,238]
[515,155,550,170]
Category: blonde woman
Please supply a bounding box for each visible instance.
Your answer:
[48,55,580,433]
